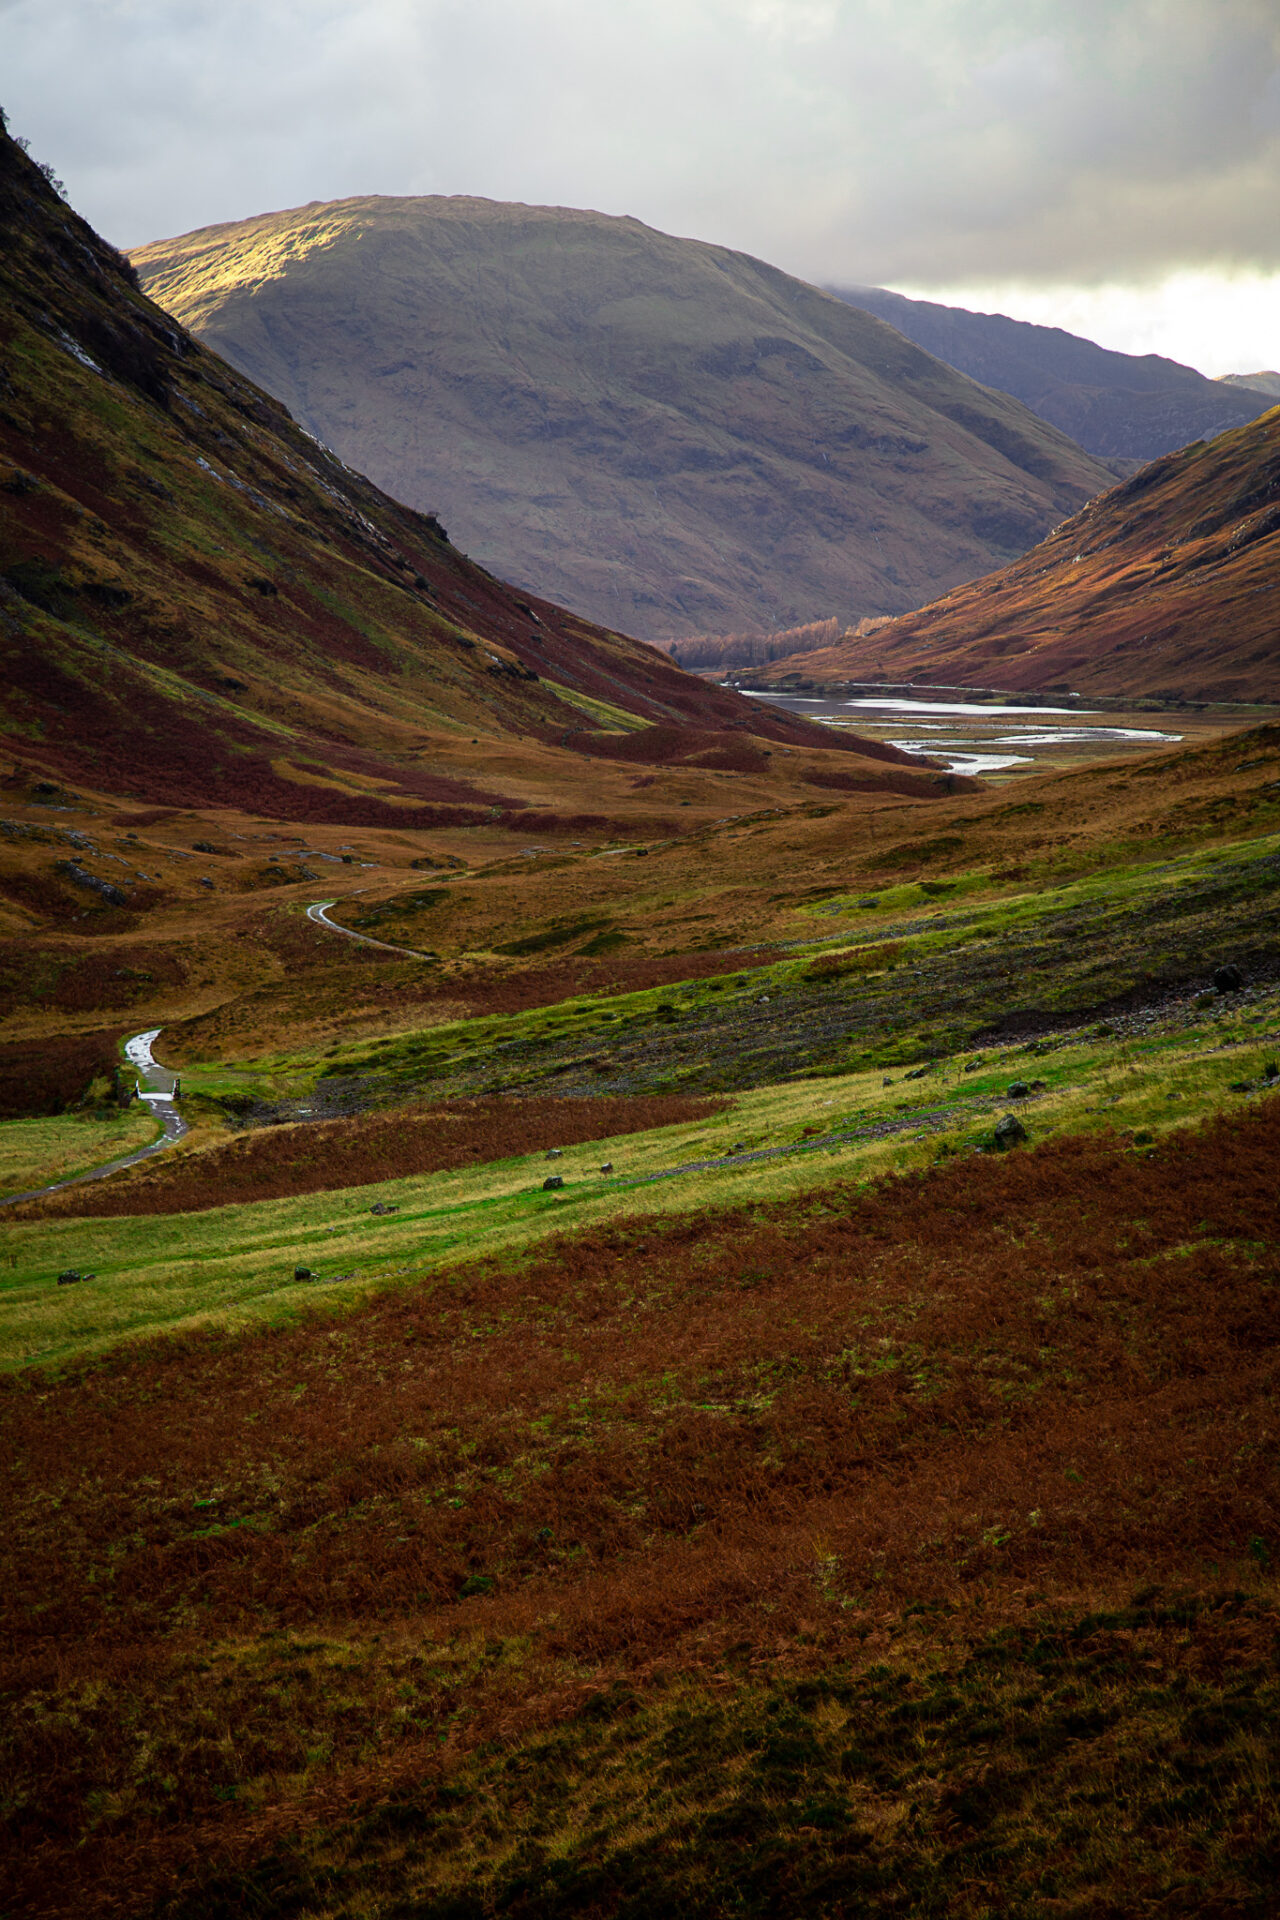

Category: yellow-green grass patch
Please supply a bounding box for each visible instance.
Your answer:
[5,995,1280,1371]
[0,1109,161,1200]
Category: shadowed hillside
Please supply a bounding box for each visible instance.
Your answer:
[131,197,1112,640]
[753,407,1280,703]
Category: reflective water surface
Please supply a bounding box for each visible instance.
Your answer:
[740,690,1187,779]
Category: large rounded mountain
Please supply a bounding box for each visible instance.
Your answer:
[132,198,1112,641]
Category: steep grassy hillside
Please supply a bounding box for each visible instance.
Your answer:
[131,197,1112,640]
[833,287,1272,460]
[0,122,915,832]
[754,408,1280,702]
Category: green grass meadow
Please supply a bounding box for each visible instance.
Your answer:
[5,984,1279,1372]
[0,1108,161,1200]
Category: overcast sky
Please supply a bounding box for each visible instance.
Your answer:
[2,0,1278,374]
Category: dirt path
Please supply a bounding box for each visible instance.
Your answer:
[0,1028,188,1209]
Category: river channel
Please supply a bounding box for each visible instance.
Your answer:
[740,690,1264,779]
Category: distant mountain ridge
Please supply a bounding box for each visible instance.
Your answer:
[829,287,1274,462]
[131,197,1112,641]
[1220,372,1280,398]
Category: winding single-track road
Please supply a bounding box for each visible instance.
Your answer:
[307,898,436,959]
[1,1028,188,1209]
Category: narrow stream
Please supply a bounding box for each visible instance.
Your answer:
[1,1027,188,1209]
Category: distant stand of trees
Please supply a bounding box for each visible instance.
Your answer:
[658,614,894,673]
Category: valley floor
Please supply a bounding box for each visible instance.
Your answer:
[3,1100,1277,1917]
[3,722,1279,1917]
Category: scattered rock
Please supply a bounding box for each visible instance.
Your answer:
[542,1174,565,1191]
[1028,1079,1047,1093]
[732,1141,747,1152]
[994,1113,1029,1150]
[56,1268,88,1285]
[544,1148,564,1159]
[599,1162,613,1173]
[856,897,879,908]
[369,1201,399,1215]
[56,861,128,905]
[903,1064,932,1081]
[198,877,214,889]
[963,1059,984,1073]
[1229,1080,1253,1094]
[293,1266,313,1282]
[1214,963,1245,993]
[1007,1081,1030,1098]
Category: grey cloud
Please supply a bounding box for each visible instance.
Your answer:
[0,0,1277,286]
